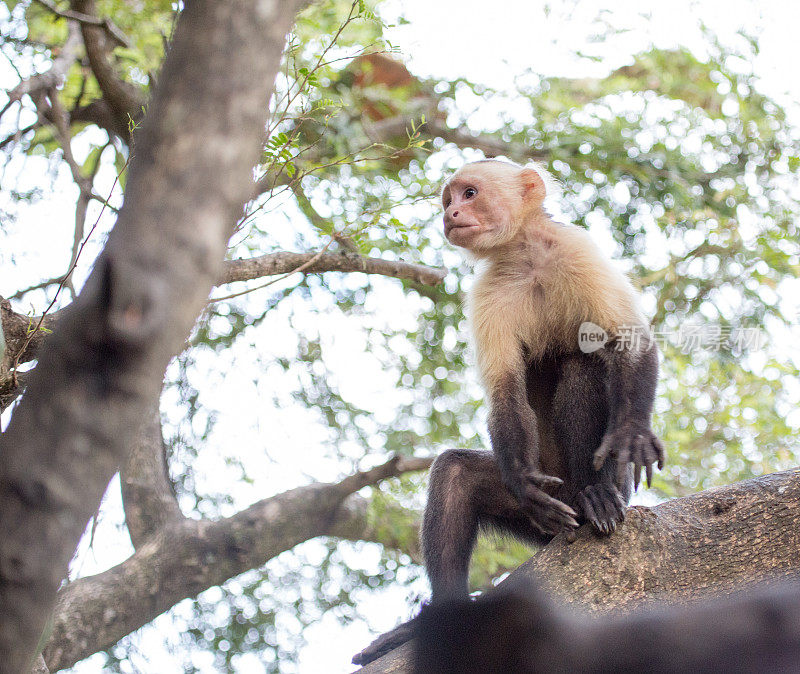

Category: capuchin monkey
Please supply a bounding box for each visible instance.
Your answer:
[352,160,664,667]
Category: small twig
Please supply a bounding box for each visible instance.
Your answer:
[8,276,69,301]
[0,43,24,80]
[1,21,82,115]
[266,0,360,137]
[0,122,39,151]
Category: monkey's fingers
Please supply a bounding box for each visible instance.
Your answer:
[523,469,564,490]
[533,509,579,536]
[593,433,623,472]
[632,435,648,491]
[579,493,602,533]
[577,484,626,536]
[525,496,578,532]
[630,433,663,489]
[616,438,633,488]
[522,488,579,533]
[592,439,611,471]
[644,434,665,487]
[653,435,666,470]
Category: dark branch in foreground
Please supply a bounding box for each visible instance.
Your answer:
[415,575,800,674]
[356,468,800,673]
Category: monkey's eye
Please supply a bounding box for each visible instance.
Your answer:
[464,187,477,199]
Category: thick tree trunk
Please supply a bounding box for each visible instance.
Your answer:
[0,1,306,671]
[357,468,800,673]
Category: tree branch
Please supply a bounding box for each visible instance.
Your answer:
[0,249,445,391]
[0,298,59,368]
[363,114,545,162]
[0,370,29,413]
[221,252,446,287]
[33,0,131,48]
[518,468,800,610]
[69,98,131,142]
[356,468,800,673]
[119,401,182,549]
[43,454,432,670]
[328,493,423,565]
[333,455,434,498]
[1,21,81,113]
[0,122,39,152]
[68,0,143,138]
[0,0,306,669]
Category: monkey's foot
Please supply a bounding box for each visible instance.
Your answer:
[352,618,416,666]
[593,421,665,490]
[576,483,626,535]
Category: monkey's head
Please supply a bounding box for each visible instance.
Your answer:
[441,160,547,254]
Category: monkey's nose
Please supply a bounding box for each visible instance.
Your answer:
[452,210,459,218]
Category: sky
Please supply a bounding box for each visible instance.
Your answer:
[2,1,800,672]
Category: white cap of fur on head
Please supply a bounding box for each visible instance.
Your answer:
[450,158,562,203]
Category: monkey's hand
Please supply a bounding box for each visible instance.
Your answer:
[352,617,416,666]
[593,421,665,490]
[509,470,579,535]
[575,483,627,535]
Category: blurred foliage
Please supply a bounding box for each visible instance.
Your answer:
[2,0,800,672]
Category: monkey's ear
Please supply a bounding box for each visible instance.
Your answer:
[519,168,546,201]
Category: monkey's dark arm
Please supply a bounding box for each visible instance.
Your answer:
[593,342,664,488]
[414,577,800,674]
[488,373,578,534]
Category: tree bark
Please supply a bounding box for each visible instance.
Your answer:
[356,468,800,673]
[119,402,182,549]
[0,251,445,413]
[0,1,306,670]
[220,252,446,287]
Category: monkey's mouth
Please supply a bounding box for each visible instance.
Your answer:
[445,222,479,236]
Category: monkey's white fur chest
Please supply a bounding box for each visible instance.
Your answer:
[466,223,645,391]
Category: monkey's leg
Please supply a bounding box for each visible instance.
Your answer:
[423,449,555,599]
[552,353,629,535]
[488,373,579,535]
[593,342,665,489]
[353,449,551,667]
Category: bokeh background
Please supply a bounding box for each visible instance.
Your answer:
[1,0,799,671]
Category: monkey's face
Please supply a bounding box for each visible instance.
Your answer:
[442,166,516,252]
[442,162,544,254]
